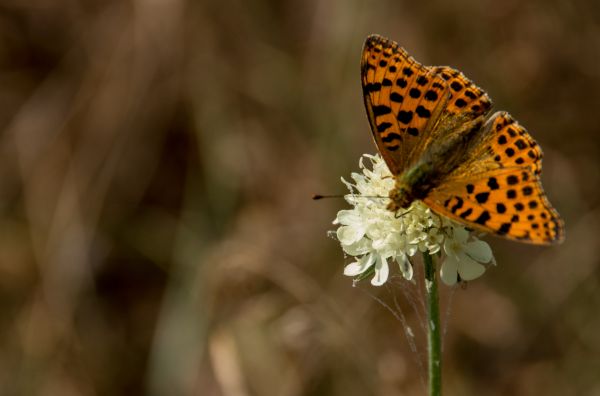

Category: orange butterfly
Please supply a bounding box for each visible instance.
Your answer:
[361,34,564,245]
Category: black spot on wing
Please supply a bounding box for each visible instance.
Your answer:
[424,90,438,101]
[460,208,473,219]
[416,75,429,86]
[451,197,464,213]
[475,211,491,225]
[376,122,392,132]
[365,83,382,93]
[464,90,476,99]
[415,105,431,118]
[397,110,413,124]
[487,177,499,190]
[475,192,489,204]
[390,92,403,102]
[372,105,392,116]
[498,223,511,235]
[409,88,421,98]
[450,81,463,91]
[381,132,402,143]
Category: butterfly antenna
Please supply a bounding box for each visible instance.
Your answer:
[312,194,343,200]
[312,194,388,200]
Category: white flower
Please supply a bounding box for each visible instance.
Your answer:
[440,227,494,286]
[333,154,494,287]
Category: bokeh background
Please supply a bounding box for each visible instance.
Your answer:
[1,0,599,395]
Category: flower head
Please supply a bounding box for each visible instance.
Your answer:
[333,154,494,286]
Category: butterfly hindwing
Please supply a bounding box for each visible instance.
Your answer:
[378,62,494,171]
[424,112,564,244]
[485,112,543,175]
[414,66,494,156]
[425,169,563,244]
[432,66,493,117]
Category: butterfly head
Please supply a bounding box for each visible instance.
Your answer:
[387,180,415,212]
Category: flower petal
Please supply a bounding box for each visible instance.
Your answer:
[340,177,355,191]
[465,240,493,263]
[428,243,441,255]
[335,210,360,226]
[451,227,469,244]
[371,256,389,286]
[337,225,365,245]
[397,254,413,280]
[457,253,486,281]
[342,239,371,256]
[440,256,459,286]
[344,254,375,276]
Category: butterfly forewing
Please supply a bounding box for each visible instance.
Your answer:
[361,35,449,175]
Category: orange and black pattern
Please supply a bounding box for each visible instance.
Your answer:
[361,35,449,174]
[361,34,564,245]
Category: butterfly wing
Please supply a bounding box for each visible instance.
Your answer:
[424,112,564,244]
[432,66,493,118]
[361,36,494,174]
[361,35,449,175]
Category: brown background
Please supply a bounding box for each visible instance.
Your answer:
[0,0,599,395]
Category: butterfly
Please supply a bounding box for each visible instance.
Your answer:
[361,34,564,245]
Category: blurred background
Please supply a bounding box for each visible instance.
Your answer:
[0,0,599,395]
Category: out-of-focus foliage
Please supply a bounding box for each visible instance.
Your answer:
[0,1,598,395]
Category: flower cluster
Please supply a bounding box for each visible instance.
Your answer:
[333,154,494,286]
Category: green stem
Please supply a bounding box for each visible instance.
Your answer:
[423,252,441,396]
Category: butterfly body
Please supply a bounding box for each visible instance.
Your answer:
[361,34,564,244]
[388,113,487,211]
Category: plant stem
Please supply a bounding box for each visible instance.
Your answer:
[423,252,441,396]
